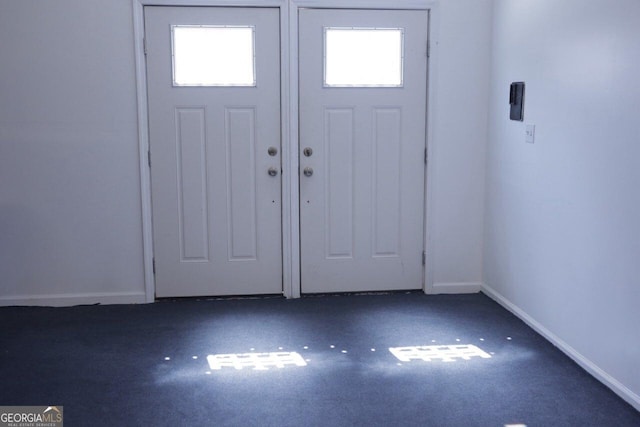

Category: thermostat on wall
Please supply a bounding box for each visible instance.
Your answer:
[509,82,525,121]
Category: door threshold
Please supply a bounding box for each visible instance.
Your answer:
[301,290,422,298]
[154,294,285,303]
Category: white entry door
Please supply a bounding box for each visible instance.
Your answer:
[299,9,428,293]
[145,7,282,297]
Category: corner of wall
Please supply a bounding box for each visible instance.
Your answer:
[481,283,640,412]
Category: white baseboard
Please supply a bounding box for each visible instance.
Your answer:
[428,282,482,294]
[0,291,148,307]
[481,283,640,412]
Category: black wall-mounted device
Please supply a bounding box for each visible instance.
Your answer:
[509,82,525,121]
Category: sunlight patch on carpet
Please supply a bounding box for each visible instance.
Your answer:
[206,352,307,371]
[389,344,491,363]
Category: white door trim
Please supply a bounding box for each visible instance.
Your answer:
[133,0,440,301]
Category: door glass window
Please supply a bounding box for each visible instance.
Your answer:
[171,25,256,87]
[324,27,404,87]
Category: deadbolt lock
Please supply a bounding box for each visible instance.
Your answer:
[303,147,313,157]
[268,146,278,156]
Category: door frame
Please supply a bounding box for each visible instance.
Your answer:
[132,0,440,301]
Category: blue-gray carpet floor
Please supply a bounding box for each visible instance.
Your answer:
[0,292,638,426]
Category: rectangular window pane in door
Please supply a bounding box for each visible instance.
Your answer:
[172,25,256,86]
[324,27,404,87]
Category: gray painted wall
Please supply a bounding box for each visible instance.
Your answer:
[428,0,491,290]
[0,0,146,304]
[485,0,640,409]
